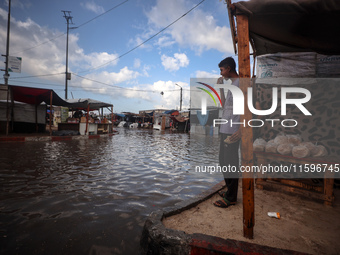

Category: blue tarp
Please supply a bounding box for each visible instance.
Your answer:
[163,110,177,115]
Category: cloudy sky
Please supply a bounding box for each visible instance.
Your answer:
[0,0,244,113]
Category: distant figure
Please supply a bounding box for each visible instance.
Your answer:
[73,110,82,119]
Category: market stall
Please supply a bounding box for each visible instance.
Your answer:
[0,85,70,135]
[226,0,340,239]
[59,98,114,135]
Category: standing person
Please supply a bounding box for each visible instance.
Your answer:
[214,57,241,208]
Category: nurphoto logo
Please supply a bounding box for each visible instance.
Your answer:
[191,78,312,128]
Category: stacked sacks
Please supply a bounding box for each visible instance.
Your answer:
[275,134,294,155]
[300,142,328,157]
[253,134,328,158]
[265,139,278,153]
[253,138,267,152]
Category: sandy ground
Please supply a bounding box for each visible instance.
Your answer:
[163,181,340,255]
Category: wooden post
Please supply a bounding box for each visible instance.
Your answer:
[111,105,114,132]
[35,104,38,133]
[85,104,90,135]
[161,115,166,130]
[10,87,14,131]
[236,14,254,239]
[6,85,10,135]
[49,90,53,136]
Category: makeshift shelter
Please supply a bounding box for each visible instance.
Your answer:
[0,85,114,136]
[0,85,70,135]
[226,0,340,239]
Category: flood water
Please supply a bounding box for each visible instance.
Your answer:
[0,129,221,254]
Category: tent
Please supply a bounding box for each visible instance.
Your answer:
[226,0,340,239]
[9,85,70,106]
[66,98,113,111]
[232,0,340,56]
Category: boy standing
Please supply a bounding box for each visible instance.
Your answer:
[214,57,241,208]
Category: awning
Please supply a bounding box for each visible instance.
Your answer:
[9,85,70,106]
[163,110,179,115]
[233,0,340,55]
[66,98,112,111]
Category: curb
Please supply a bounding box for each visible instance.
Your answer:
[140,181,310,255]
[0,133,116,143]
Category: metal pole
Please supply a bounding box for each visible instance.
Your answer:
[3,0,11,85]
[180,87,182,111]
[65,19,69,99]
[175,83,182,111]
[62,10,73,99]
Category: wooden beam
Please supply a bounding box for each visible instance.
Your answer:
[226,0,237,54]
[236,14,254,239]
[6,85,10,135]
[85,104,90,135]
[49,90,53,136]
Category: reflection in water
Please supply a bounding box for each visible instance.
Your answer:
[0,129,220,254]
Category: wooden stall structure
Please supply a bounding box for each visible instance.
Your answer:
[0,85,70,136]
[0,85,114,136]
[59,98,114,135]
[226,0,340,239]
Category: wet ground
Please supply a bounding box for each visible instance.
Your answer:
[0,129,221,254]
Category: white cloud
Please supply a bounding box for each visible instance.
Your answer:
[0,8,119,84]
[80,2,105,14]
[80,67,140,90]
[161,53,189,72]
[152,81,189,110]
[195,70,220,78]
[155,36,175,48]
[134,58,141,68]
[5,0,31,9]
[145,0,234,55]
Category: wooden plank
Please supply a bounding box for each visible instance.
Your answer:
[256,180,334,205]
[254,151,340,165]
[236,14,254,239]
[324,178,335,206]
[226,0,237,54]
[254,152,336,206]
[161,116,166,130]
[268,178,323,193]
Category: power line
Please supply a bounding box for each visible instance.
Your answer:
[6,79,63,87]
[76,0,128,29]
[11,33,66,55]
[73,73,180,93]
[11,0,128,55]
[7,0,205,86]
[76,0,207,74]
[9,72,64,79]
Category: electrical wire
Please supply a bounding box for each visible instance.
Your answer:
[9,72,64,79]
[11,33,66,55]
[11,0,129,55]
[7,0,204,90]
[76,0,207,74]
[76,0,129,29]
[73,73,180,93]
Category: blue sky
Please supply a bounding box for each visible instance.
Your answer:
[0,0,244,113]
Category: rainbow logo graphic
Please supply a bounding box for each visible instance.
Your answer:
[196,82,222,115]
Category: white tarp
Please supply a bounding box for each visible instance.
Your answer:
[0,100,46,124]
[256,52,340,79]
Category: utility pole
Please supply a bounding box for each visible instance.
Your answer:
[62,10,73,99]
[2,0,11,85]
[175,83,182,111]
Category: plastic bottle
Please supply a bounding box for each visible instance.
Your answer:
[267,212,280,219]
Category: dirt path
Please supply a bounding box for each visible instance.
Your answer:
[163,183,340,255]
